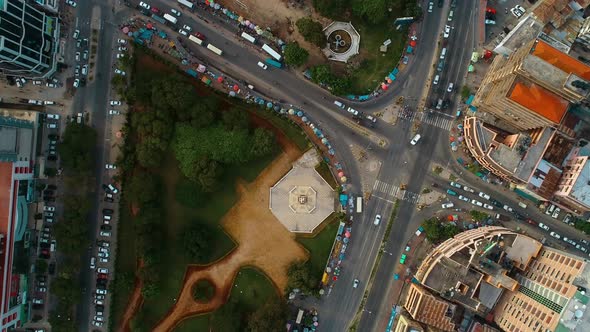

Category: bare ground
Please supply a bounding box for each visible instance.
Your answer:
[152,128,308,331]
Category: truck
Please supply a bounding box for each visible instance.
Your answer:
[262,43,282,61]
[163,13,178,25]
[265,58,283,68]
[151,14,166,24]
[177,0,194,9]
[206,44,223,56]
[356,196,363,213]
[188,34,204,46]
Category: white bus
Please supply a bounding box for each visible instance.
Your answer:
[356,196,363,213]
[262,43,281,61]
[177,0,194,9]
[206,43,223,56]
[188,35,204,46]
[241,32,257,44]
[163,13,178,25]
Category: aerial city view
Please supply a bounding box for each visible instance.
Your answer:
[2,0,590,331]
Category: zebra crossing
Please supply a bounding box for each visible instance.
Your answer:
[371,180,421,204]
[397,110,455,131]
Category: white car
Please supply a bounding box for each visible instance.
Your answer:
[116,53,125,59]
[73,79,80,88]
[515,5,526,14]
[47,123,57,129]
[83,50,89,60]
[485,19,496,25]
[374,214,382,226]
[478,192,490,200]
[33,80,42,85]
[442,202,454,209]
[105,164,117,169]
[139,1,151,10]
[82,64,88,76]
[73,29,80,39]
[118,46,127,51]
[462,186,475,193]
[90,257,96,269]
[483,204,494,210]
[46,114,60,120]
[108,110,120,115]
[503,205,513,212]
[182,25,192,32]
[257,61,268,70]
[428,1,433,13]
[66,0,77,7]
[551,208,560,219]
[92,321,103,327]
[98,252,109,258]
[447,82,454,92]
[100,231,111,237]
[410,134,421,145]
[98,268,109,274]
[43,206,55,212]
[443,25,451,38]
[538,223,550,231]
[353,278,360,288]
[178,29,188,36]
[117,38,127,44]
[171,8,181,17]
[46,82,57,88]
[96,289,107,295]
[110,100,121,106]
[114,69,126,76]
[550,232,561,240]
[99,257,109,263]
[471,199,483,207]
[458,195,469,202]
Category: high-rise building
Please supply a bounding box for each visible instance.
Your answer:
[0,113,37,330]
[554,144,590,213]
[412,226,589,332]
[473,39,590,131]
[0,0,60,78]
[403,284,458,332]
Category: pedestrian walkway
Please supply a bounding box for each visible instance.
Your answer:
[372,180,421,204]
[397,110,455,131]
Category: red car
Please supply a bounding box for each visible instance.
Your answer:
[97,273,108,280]
[486,7,497,14]
[195,32,206,40]
[150,7,160,14]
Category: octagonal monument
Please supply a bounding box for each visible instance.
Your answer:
[322,21,361,63]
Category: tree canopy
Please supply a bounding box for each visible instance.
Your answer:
[296,18,326,47]
[284,42,309,67]
[352,0,390,25]
[421,217,459,243]
[182,222,215,262]
[286,260,316,293]
[247,298,289,332]
[58,123,97,174]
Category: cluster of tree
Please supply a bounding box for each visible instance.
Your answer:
[286,260,317,294]
[48,123,97,331]
[173,121,275,192]
[309,65,352,96]
[182,223,215,262]
[312,0,419,24]
[57,122,97,175]
[295,18,326,47]
[126,172,165,298]
[247,298,290,331]
[421,217,460,243]
[470,210,489,222]
[284,42,310,67]
[574,218,590,235]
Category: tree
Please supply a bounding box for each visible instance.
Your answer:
[296,18,326,47]
[310,65,333,84]
[141,281,160,298]
[461,85,471,100]
[470,210,488,222]
[182,223,214,262]
[190,156,219,192]
[250,128,276,157]
[212,300,242,331]
[247,297,289,332]
[58,122,97,174]
[127,171,159,206]
[422,217,443,242]
[222,107,250,131]
[286,260,315,293]
[352,0,389,25]
[312,0,348,18]
[284,42,309,67]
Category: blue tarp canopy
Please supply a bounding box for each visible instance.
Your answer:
[406,46,413,53]
[466,95,475,105]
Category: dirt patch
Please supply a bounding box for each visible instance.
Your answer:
[153,138,307,331]
[118,260,144,332]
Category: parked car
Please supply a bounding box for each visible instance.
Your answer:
[471,199,483,207]
[442,202,454,209]
[110,100,121,106]
[550,231,561,239]
[538,223,550,231]
[73,29,80,39]
[171,8,181,16]
[458,195,469,202]
[483,204,494,210]
[478,192,490,200]
[449,182,462,189]
[463,186,475,193]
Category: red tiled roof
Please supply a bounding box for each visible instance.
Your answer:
[509,82,569,123]
[532,40,590,80]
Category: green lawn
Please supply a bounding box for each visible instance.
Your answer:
[173,267,278,332]
[134,150,279,330]
[109,194,137,331]
[348,22,407,94]
[297,213,340,281]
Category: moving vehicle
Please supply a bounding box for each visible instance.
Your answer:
[177,0,194,9]
[356,196,362,213]
[189,34,204,46]
[163,13,178,24]
[139,1,150,10]
[374,214,382,226]
[410,134,421,145]
[90,257,96,269]
[170,8,181,16]
[538,223,549,231]
[433,75,439,85]
[257,61,268,70]
[447,82,454,92]
[265,58,283,68]
[262,44,282,61]
[353,279,360,288]
[241,32,257,44]
[206,44,223,56]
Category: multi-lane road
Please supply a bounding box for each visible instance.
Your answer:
[61,0,590,331]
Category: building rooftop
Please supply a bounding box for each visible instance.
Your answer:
[504,234,543,270]
[514,127,555,181]
[532,40,590,80]
[494,15,544,56]
[569,161,590,207]
[509,80,569,123]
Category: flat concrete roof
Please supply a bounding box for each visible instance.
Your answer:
[570,161,590,207]
[494,15,544,56]
[269,151,335,233]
